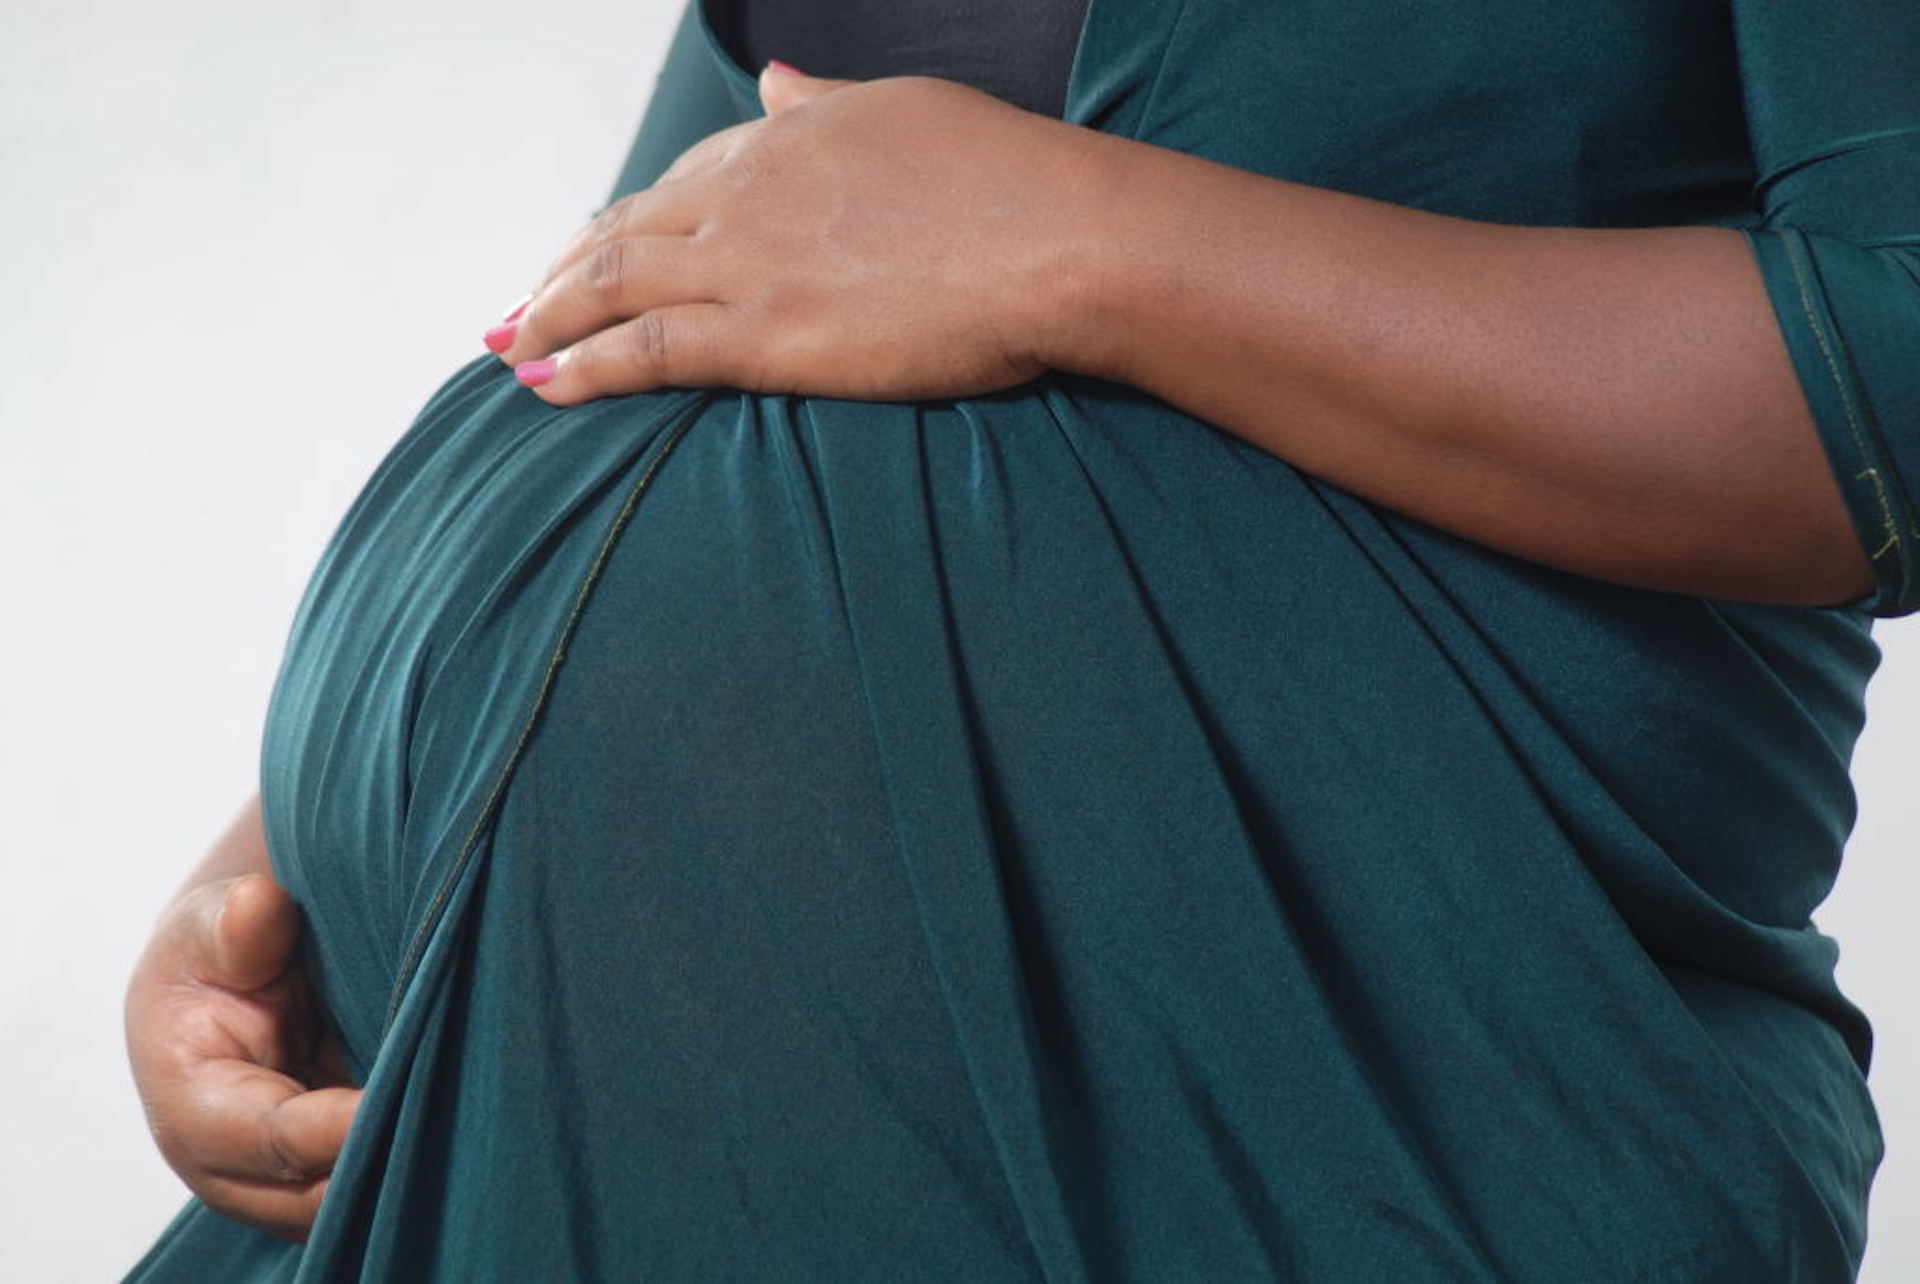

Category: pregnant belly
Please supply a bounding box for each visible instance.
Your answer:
[255,355,1874,1281]
[260,352,1367,1065]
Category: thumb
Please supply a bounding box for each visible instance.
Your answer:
[205,872,301,991]
[757,61,858,114]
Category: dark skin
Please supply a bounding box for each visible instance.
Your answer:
[123,796,357,1242]
[127,64,1878,1239]
[500,66,1871,605]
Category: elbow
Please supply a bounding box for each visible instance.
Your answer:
[1655,497,1876,610]
[1772,524,1878,610]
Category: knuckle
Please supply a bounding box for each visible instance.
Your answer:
[584,240,628,299]
[734,145,778,187]
[661,136,720,184]
[258,1115,306,1183]
[625,311,671,377]
[606,191,641,223]
[586,198,626,245]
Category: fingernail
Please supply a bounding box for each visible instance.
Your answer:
[502,294,532,323]
[484,322,517,354]
[765,59,804,75]
[515,358,557,387]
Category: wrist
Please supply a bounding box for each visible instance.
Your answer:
[1016,127,1148,382]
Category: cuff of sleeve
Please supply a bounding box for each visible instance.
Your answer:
[1744,226,1920,617]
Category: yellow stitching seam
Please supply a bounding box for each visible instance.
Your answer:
[1780,231,1903,564]
[381,402,703,1035]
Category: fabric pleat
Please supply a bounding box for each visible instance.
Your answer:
[127,0,1909,1277]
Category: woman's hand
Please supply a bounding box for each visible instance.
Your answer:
[125,869,360,1243]
[487,66,1116,406]
[480,59,1872,603]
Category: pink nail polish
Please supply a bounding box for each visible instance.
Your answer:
[484,322,517,354]
[765,59,804,75]
[502,295,532,323]
[515,358,557,387]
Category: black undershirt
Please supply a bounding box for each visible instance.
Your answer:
[707,0,1091,119]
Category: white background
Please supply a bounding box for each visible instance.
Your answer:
[0,1,1912,1279]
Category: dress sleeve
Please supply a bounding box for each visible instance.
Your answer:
[1733,0,1920,616]
[599,0,747,209]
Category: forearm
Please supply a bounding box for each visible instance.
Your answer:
[1047,137,1875,606]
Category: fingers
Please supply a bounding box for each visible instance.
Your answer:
[515,304,743,404]
[653,119,758,188]
[188,1068,360,1184]
[516,136,737,326]
[194,1174,331,1246]
[127,840,352,1241]
[502,235,720,372]
[206,873,300,992]
[532,178,710,302]
[483,120,769,401]
[136,873,298,1007]
[755,65,859,115]
[143,1056,361,1240]
[249,1082,359,1185]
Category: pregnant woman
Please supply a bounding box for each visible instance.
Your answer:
[124,0,1915,1278]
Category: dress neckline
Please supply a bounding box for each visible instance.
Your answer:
[689,0,1192,135]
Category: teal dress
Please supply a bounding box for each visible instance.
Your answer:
[129,0,1917,1279]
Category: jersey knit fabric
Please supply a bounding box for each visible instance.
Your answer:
[127,0,1917,1278]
